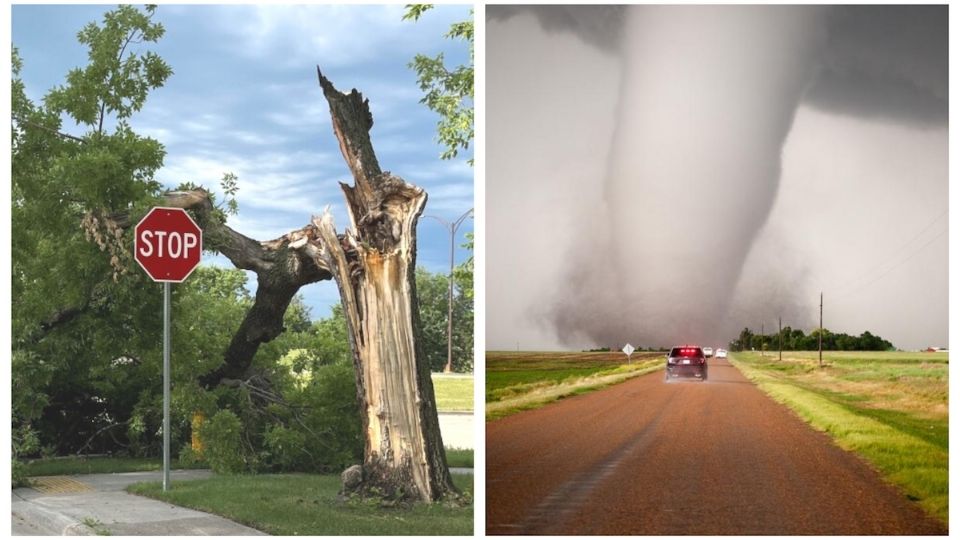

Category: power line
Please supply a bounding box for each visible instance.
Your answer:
[835,227,947,300]
[831,208,947,296]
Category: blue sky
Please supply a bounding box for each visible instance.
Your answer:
[12,4,474,320]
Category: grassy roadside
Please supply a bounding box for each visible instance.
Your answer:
[730,351,947,525]
[431,373,474,412]
[128,473,473,535]
[486,352,664,420]
[22,456,207,477]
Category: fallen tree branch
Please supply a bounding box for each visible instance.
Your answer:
[76,420,131,456]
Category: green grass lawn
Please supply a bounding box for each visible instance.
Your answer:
[486,351,664,420]
[128,473,473,535]
[431,374,473,412]
[444,448,473,468]
[22,456,207,477]
[731,351,948,525]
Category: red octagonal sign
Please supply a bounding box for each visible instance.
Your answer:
[134,207,203,283]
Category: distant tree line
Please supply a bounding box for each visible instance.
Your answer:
[729,326,893,352]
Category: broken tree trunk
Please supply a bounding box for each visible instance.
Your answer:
[312,68,457,502]
[152,190,333,389]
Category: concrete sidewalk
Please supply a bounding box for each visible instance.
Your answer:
[438,411,474,450]
[12,470,265,536]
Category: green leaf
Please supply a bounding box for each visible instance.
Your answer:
[404,7,474,165]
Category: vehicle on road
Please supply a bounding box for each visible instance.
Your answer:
[665,345,707,381]
[716,349,728,359]
[704,347,714,358]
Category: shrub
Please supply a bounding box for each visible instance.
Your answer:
[12,425,40,488]
[298,363,363,472]
[198,409,246,474]
[12,460,29,488]
[259,362,363,473]
[263,425,308,471]
[178,442,203,467]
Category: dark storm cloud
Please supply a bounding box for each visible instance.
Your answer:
[488,4,948,126]
[808,5,948,126]
[487,5,624,52]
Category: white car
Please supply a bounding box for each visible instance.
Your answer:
[716,349,728,359]
[703,347,714,358]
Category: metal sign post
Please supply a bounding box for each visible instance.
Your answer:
[133,207,203,493]
[163,282,171,491]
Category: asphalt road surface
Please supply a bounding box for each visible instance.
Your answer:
[486,358,947,535]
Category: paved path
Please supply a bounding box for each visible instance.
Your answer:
[12,470,265,535]
[486,358,947,535]
[438,411,474,450]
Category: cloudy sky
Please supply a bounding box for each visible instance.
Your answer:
[12,4,473,320]
[487,5,948,351]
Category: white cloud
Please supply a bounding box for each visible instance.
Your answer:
[225,213,305,244]
[156,149,347,216]
[421,183,474,215]
[217,5,418,69]
[264,102,330,131]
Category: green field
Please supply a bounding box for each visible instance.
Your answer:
[129,473,473,535]
[431,374,474,412]
[730,351,948,525]
[486,351,664,420]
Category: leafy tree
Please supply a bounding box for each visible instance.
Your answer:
[403,4,474,163]
[454,232,474,301]
[12,5,174,462]
[416,267,473,372]
[731,327,754,352]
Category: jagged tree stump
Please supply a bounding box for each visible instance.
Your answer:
[312,68,457,502]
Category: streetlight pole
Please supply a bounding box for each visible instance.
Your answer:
[423,208,473,373]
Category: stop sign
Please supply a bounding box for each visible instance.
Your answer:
[134,207,203,282]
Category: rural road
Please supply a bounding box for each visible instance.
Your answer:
[486,358,947,535]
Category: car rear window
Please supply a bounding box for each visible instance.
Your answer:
[670,347,704,358]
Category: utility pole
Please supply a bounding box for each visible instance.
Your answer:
[423,209,473,373]
[819,292,823,368]
[761,322,764,357]
[778,316,782,362]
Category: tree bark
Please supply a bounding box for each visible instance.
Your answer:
[312,67,457,502]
